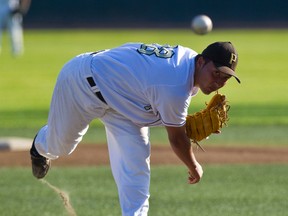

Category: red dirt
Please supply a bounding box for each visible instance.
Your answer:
[1,144,288,167]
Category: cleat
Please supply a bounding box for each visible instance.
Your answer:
[30,137,51,179]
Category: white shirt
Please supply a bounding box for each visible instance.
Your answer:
[91,43,199,127]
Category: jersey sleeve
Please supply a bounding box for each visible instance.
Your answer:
[148,85,191,127]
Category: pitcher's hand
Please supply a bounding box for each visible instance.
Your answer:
[188,161,203,184]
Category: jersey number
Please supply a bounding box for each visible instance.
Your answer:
[137,44,175,58]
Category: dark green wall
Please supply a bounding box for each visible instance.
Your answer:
[24,0,288,28]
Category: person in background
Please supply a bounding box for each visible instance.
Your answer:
[0,0,31,56]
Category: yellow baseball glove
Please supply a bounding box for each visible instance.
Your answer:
[186,93,230,151]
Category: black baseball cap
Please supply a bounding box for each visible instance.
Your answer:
[202,41,241,83]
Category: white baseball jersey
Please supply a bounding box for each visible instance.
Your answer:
[91,43,199,127]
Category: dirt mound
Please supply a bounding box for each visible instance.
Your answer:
[1,144,288,167]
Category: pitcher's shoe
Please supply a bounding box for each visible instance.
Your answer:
[30,137,51,179]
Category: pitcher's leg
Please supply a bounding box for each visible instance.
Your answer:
[102,113,151,216]
[34,80,91,159]
[34,55,107,159]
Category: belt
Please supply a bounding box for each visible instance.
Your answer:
[86,77,107,104]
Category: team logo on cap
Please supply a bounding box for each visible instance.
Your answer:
[229,53,237,64]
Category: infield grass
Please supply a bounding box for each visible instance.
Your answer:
[0,165,287,216]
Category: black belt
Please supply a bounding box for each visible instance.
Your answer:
[86,77,107,104]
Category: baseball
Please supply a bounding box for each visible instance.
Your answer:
[191,15,213,35]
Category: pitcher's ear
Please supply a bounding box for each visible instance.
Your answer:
[196,55,206,68]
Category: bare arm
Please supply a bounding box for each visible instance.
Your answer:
[165,125,203,184]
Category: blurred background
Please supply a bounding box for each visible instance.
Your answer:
[24,0,288,28]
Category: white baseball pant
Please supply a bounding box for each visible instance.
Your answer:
[34,53,151,216]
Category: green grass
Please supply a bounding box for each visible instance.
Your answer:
[0,165,287,216]
[0,28,288,145]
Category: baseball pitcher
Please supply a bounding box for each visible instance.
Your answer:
[30,41,240,216]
